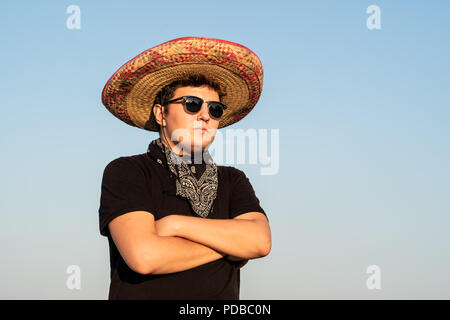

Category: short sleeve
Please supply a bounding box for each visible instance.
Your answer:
[229,167,268,222]
[98,157,155,237]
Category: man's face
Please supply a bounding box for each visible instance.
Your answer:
[155,85,220,155]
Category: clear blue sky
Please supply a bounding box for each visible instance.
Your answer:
[1,0,449,299]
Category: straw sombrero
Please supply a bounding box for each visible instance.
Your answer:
[101,36,264,132]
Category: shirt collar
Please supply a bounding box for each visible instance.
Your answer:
[146,140,177,195]
[147,139,169,169]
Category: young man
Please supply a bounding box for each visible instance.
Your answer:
[99,37,271,299]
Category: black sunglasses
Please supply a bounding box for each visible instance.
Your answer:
[165,96,227,119]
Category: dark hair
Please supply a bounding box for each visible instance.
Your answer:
[153,74,226,131]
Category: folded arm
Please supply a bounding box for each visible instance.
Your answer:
[108,211,226,275]
[160,212,272,260]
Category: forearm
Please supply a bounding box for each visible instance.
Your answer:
[149,235,225,275]
[175,215,270,260]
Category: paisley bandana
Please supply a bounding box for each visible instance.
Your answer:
[153,138,218,218]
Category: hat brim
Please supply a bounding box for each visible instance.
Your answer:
[101,37,264,132]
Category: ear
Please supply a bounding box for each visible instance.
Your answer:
[153,104,166,126]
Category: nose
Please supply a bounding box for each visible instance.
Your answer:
[197,102,210,121]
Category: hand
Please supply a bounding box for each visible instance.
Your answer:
[155,215,181,237]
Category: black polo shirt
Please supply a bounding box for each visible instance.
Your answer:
[98,140,268,300]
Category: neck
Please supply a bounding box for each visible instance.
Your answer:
[159,137,205,164]
[160,137,183,156]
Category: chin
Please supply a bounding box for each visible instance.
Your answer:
[193,132,214,148]
[174,130,215,153]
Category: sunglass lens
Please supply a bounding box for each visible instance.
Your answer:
[184,96,203,113]
[209,102,225,119]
